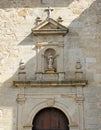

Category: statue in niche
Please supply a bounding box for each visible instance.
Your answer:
[47,53,54,69]
[43,48,58,73]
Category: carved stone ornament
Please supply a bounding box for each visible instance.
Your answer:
[46,98,55,107]
[57,17,63,22]
[75,61,83,79]
[32,18,69,35]
[19,59,25,70]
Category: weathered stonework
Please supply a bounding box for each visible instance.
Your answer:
[0,0,101,130]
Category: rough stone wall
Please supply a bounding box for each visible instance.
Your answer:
[0,0,101,130]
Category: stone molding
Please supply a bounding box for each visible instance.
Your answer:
[36,43,64,47]
[13,80,88,88]
[24,100,73,127]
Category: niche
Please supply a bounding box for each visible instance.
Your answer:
[44,48,57,73]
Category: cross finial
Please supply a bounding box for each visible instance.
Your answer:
[45,7,54,19]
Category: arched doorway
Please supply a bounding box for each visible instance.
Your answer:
[32,107,69,130]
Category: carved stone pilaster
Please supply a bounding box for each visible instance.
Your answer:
[75,86,85,130]
[17,94,26,130]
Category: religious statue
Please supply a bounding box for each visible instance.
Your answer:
[47,54,54,69]
[43,51,59,72]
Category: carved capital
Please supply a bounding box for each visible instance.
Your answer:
[75,96,85,103]
[16,94,26,105]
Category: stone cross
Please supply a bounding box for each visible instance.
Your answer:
[45,7,54,18]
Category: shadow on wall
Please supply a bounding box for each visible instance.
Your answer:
[0,0,75,8]
[0,0,100,129]
[0,0,100,121]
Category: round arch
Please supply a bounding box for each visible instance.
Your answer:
[32,107,69,130]
[26,101,72,125]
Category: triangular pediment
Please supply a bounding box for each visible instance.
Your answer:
[32,18,69,35]
[40,22,60,29]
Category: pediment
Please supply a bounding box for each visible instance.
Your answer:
[32,18,69,35]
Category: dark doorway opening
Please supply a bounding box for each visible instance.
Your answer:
[32,107,69,130]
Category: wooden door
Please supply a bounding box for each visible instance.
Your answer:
[32,108,69,130]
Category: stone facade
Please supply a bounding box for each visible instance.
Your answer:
[0,0,101,130]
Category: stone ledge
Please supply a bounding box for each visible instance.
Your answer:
[13,80,88,88]
[23,125,33,128]
[32,30,68,35]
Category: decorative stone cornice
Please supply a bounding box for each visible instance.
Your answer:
[13,80,88,88]
[36,43,64,47]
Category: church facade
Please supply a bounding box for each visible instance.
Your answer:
[0,1,101,130]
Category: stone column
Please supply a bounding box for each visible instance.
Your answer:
[76,87,85,130]
[16,86,26,130]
